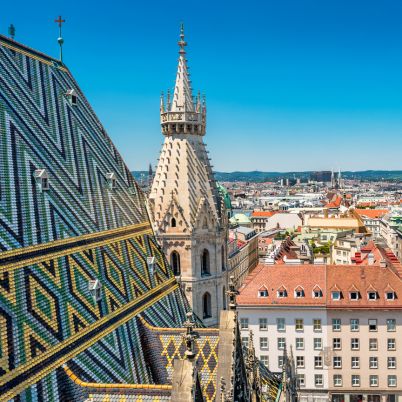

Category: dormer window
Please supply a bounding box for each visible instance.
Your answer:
[313,287,323,298]
[386,291,396,300]
[368,291,377,300]
[294,287,305,298]
[277,288,288,298]
[349,291,360,300]
[332,291,341,300]
[106,172,117,190]
[88,279,102,302]
[259,287,268,297]
[147,256,155,276]
[66,89,77,105]
[33,169,49,192]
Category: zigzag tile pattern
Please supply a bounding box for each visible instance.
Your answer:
[0,35,189,401]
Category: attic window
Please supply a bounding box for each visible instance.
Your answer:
[171,218,177,228]
[386,291,396,300]
[313,289,323,298]
[350,291,360,300]
[106,172,116,190]
[295,288,305,298]
[367,291,377,300]
[277,289,288,298]
[66,89,77,105]
[33,169,49,191]
[259,288,268,297]
[88,279,102,302]
[147,257,155,276]
[332,291,341,300]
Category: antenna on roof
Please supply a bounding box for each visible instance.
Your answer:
[8,24,16,40]
[54,15,66,63]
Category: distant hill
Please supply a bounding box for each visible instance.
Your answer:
[133,170,402,183]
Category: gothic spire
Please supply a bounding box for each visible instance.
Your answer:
[171,23,194,112]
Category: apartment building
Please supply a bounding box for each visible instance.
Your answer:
[237,263,402,402]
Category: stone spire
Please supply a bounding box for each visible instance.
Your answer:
[160,24,206,136]
[171,24,194,113]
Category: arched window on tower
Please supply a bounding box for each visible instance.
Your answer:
[203,292,212,319]
[222,286,227,310]
[170,251,181,276]
[171,217,177,228]
[221,245,225,271]
[201,249,210,276]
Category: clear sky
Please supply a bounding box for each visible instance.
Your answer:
[3,0,402,171]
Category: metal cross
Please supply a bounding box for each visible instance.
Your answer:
[54,16,66,62]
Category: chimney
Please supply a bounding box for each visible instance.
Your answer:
[380,259,387,268]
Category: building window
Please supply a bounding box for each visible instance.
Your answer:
[297,374,305,388]
[333,356,342,368]
[313,288,323,298]
[332,318,341,331]
[350,318,359,331]
[369,338,378,351]
[387,396,396,402]
[170,251,181,276]
[222,286,226,310]
[66,89,78,105]
[278,356,284,368]
[386,291,396,300]
[369,356,378,369]
[313,319,322,332]
[333,338,341,350]
[33,169,50,192]
[314,356,323,368]
[351,338,359,350]
[388,338,396,351]
[370,375,378,387]
[369,319,377,331]
[294,287,305,298]
[350,291,360,300]
[171,217,177,227]
[332,291,341,300]
[88,279,102,302]
[314,338,322,350]
[351,356,360,369]
[387,319,396,332]
[242,336,249,347]
[333,374,343,387]
[295,319,304,332]
[296,338,304,350]
[221,245,225,271]
[388,375,397,387]
[202,292,211,318]
[260,337,268,350]
[277,288,287,298]
[260,355,269,368]
[315,374,323,387]
[259,318,268,330]
[277,337,286,350]
[240,318,249,330]
[277,318,285,332]
[368,291,377,300]
[296,356,305,368]
[259,288,268,297]
[388,357,396,369]
[201,249,210,275]
[352,375,360,387]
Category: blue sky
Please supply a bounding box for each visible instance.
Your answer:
[3,0,402,171]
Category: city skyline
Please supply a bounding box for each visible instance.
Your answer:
[3,0,402,171]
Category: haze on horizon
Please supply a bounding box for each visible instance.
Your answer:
[4,0,402,172]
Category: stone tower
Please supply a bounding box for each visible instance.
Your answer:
[148,25,228,326]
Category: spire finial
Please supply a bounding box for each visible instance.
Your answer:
[54,15,66,63]
[8,24,16,40]
[178,22,187,54]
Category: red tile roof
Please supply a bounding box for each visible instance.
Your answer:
[354,209,389,219]
[237,263,402,309]
[251,211,280,218]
